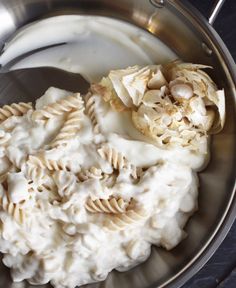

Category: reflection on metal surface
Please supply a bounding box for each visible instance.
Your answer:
[201,42,213,56]
[0,67,89,105]
[147,12,161,34]
[149,0,165,9]
[0,43,67,72]
[0,5,15,43]
[208,0,226,25]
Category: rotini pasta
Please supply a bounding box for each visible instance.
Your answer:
[0,201,25,224]
[0,61,224,288]
[37,180,56,193]
[101,173,116,188]
[32,93,84,120]
[53,170,77,197]
[0,187,26,224]
[97,144,140,178]
[27,155,72,172]
[35,176,60,206]
[77,167,103,181]
[98,145,129,170]
[77,167,115,188]
[50,109,83,148]
[85,197,128,214]
[25,163,47,185]
[0,102,32,123]
[105,208,148,231]
[85,93,100,133]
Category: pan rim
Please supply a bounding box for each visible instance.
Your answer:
[0,1,235,287]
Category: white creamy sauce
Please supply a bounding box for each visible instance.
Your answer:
[0,15,211,288]
[0,15,176,82]
[96,107,206,170]
[0,87,202,288]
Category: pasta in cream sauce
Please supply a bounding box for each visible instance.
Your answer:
[0,61,225,288]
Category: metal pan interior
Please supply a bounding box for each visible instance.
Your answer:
[0,1,235,288]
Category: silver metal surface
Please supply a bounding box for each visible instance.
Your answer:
[0,1,235,288]
[0,67,90,98]
[208,0,226,25]
[149,0,165,8]
[0,44,67,72]
[201,42,213,56]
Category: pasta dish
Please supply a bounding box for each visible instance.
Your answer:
[0,62,225,288]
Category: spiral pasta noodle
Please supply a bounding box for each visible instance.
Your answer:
[50,109,83,148]
[85,93,100,133]
[97,144,140,178]
[0,189,26,224]
[28,155,72,172]
[25,163,47,186]
[0,102,32,123]
[32,93,84,120]
[53,170,77,197]
[0,62,223,288]
[98,145,129,170]
[77,167,116,188]
[37,180,57,193]
[77,167,103,181]
[105,208,148,231]
[33,176,60,207]
[85,197,128,214]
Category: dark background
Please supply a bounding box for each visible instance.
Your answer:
[182,0,236,287]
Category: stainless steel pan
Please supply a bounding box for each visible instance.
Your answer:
[0,0,235,287]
